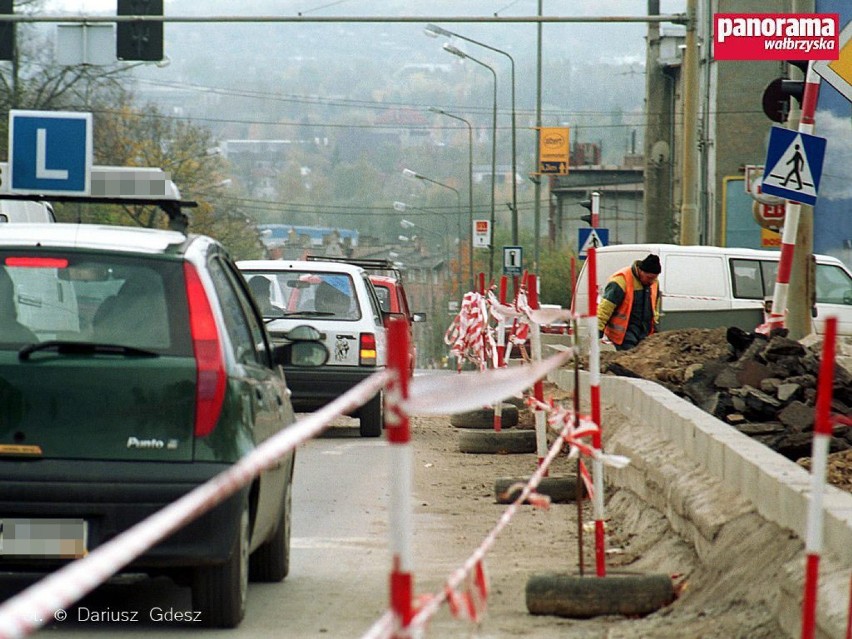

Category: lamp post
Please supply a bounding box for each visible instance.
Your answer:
[426,24,517,246]
[427,106,475,292]
[402,167,464,291]
[443,43,497,282]
[392,202,455,285]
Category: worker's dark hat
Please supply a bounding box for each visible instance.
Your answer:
[638,253,661,274]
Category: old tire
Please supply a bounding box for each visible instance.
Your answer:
[457,428,536,454]
[193,503,249,628]
[526,571,675,618]
[359,392,383,438]
[450,403,519,429]
[494,476,585,504]
[249,475,292,583]
[503,395,527,409]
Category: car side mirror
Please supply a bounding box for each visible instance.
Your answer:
[412,312,426,323]
[382,311,407,328]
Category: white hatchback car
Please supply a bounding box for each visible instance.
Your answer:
[238,259,388,437]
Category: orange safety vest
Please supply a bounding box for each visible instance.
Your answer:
[603,265,659,346]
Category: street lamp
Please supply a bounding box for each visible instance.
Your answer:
[402,167,464,289]
[399,217,448,265]
[426,24,517,245]
[443,43,497,282]
[427,106,475,291]
[393,201,460,293]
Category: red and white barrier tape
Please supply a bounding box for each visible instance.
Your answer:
[361,378,630,639]
[444,291,495,370]
[405,350,574,416]
[0,371,391,639]
[527,398,630,498]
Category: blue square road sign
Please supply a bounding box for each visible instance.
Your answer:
[760,126,826,206]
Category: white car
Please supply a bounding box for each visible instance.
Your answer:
[238,259,388,437]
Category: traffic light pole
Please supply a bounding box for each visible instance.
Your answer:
[764,63,821,334]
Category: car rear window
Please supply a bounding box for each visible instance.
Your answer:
[0,251,191,355]
[247,270,361,321]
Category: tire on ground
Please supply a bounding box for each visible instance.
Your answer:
[450,403,519,429]
[193,502,249,628]
[249,472,292,583]
[525,571,675,618]
[457,428,536,454]
[494,476,585,504]
[359,392,383,437]
[502,395,527,409]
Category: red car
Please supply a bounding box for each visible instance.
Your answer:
[305,256,423,376]
[369,273,424,376]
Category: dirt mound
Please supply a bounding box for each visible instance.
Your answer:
[598,327,733,389]
[581,327,852,492]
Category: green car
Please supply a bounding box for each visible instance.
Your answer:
[0,223,311,628]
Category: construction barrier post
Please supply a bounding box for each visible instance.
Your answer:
[765,63,821,332]
[386,318,414,635]
[494,275,509,431]
[586,192,606,577]
[528,274,547,472]
[801,316,837,639]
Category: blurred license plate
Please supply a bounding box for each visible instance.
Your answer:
[0,518,88,558]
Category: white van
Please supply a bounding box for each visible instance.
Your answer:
[572,243,852,336]
[0,200,56,223]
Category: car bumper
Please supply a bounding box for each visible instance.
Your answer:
[0,459,247,571]
[283,365,381,412]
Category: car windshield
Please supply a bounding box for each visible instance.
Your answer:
[247,270,361,321]
[0,251,191,354]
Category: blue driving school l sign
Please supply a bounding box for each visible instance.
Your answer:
[7,110,93,195]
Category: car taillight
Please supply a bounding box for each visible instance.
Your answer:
[184,263,226,437]
[359,332,377,366]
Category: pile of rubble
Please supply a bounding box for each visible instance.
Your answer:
[591,327,852,487]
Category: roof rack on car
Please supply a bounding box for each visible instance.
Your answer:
[305,255,404,279]
[0,164,198,232]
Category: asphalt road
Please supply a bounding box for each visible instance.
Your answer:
[3,419,394,638]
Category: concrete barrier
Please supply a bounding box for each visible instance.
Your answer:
[549,368,852,639]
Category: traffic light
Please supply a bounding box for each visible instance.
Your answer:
[761,60,808,123]
[0,0,13,62]
[116,0,163,62]
[579,198,593,226]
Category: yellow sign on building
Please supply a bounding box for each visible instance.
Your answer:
[537,126,570,175]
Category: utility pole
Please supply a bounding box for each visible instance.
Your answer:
[533,0,543,271]
[678,0,699,245]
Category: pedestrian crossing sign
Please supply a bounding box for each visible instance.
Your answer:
[578,227,609,258]
[760,126,826,206]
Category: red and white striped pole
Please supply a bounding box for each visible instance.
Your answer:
[586,191,606,576]
[386,318,414,636]
[801,316,837,639]
[493,275,509,431]
[765,63,821,332]
[528,274,547,473]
